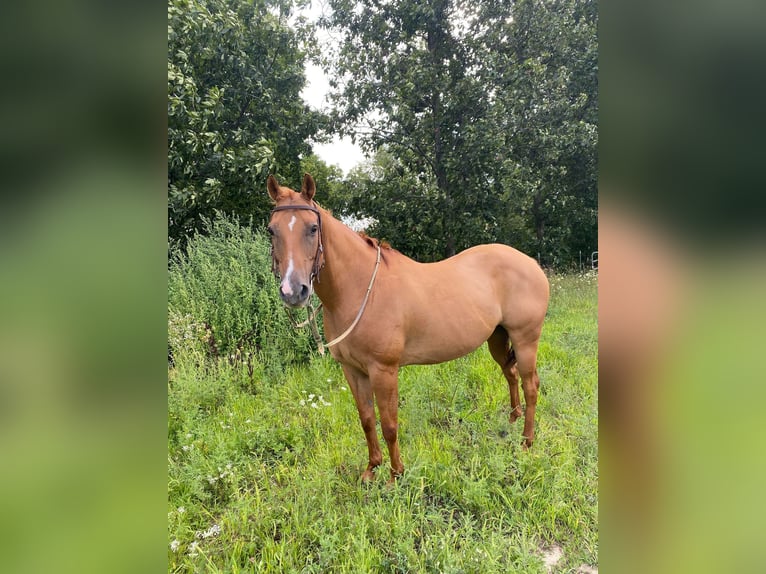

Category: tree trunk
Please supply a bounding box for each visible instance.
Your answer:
[533,189,545,253]
[428,0,455,258]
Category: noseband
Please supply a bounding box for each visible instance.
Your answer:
[269,203,325,284]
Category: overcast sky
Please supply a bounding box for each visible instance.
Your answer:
[299,3,367,175]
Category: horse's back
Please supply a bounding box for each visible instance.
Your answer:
[434,244,548,305]
[391,243,548,365]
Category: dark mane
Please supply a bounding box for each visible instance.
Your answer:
[358,231,393,251]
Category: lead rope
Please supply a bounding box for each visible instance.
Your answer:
[286,302,326,354]
[325,245,381,349]
[288,245,381,355]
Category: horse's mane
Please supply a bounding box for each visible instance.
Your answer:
[358,231,393,251]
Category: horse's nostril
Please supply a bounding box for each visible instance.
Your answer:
[299,284,310,299]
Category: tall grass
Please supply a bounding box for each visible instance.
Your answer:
[168,224,598,573]
[168,213,316,376]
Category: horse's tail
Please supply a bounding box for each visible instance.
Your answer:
[505,347,517,369]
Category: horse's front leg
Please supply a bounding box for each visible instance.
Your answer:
[369,363,403,483]
[341,364,381,482]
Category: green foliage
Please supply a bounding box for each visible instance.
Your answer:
[299,153,347,212]
[168,212,315,374]
[167,272,598,572]
[339,149,451,261]
[489,0,598,266]
[322,0,498,258]
[321,0,597,266]
[168,0,323,248]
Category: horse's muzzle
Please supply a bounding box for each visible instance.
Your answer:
[280,281,311,308]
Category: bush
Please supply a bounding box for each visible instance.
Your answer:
[168,213,315,374]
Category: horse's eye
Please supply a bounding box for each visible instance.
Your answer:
[309,224,318,235]
[267,226,275,236]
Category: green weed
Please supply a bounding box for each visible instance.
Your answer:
[168,213,317,376]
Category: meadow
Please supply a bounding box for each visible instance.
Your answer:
[168,218,597,573]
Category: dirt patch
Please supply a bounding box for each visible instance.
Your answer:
[539,544,598,574]
[541,545,564,572]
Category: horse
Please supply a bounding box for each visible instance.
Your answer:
[267,173,550,484]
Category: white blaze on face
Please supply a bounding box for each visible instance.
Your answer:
[280,257,295,295]
[279,215,298,296]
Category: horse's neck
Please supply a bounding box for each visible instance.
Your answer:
[314,212,377,313]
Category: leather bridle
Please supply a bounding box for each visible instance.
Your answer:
[268,201,382,352]
[269,203,325,284]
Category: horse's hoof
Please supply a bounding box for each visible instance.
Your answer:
[509,411,521,424]
[521,436,533,450]
[386,471,403,488]
[360,469,376,483]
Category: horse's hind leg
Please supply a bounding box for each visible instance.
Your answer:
[512,341,541,449]
[487,327,523,424]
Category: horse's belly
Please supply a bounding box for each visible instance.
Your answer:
[399,318,494,366]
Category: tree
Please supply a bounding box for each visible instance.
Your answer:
[168,0,322,247]
[321,0,500,258]
[486,0,598,264]
[337,149,448,261]
[321,0,597,266]
[299,153,345,212]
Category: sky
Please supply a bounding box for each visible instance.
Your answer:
[299,3,367,176]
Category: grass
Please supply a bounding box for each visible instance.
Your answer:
[168,271,597,573]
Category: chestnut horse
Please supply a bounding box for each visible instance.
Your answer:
[267,174,549,483]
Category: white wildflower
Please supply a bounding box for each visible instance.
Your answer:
[299,399,306,406]
[311,402,318,409]
[177,506,186,514]
[196,524,221,539]
[170,539,180,552]
[308,394,315,400]
[187,541,200,556]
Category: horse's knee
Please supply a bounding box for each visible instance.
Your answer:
[381,421,398,445]
[521,373,538,401]
[522,386,537,406]
[359,413,376,434]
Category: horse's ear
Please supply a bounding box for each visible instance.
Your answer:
[267,175,280,202]
[301,173,316,201]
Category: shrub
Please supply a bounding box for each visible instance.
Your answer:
[168,212,315,374]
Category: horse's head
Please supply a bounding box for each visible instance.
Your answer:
[267,173,324,308]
